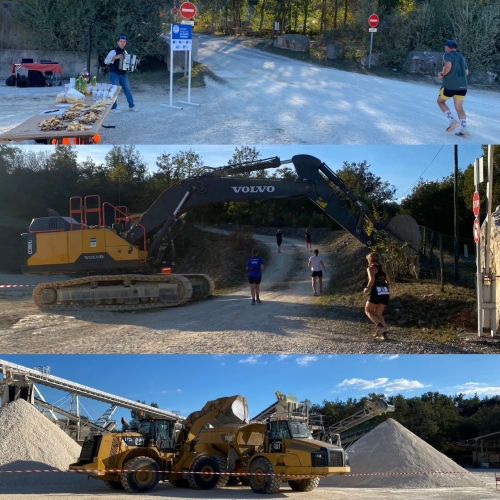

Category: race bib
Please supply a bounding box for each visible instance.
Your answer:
[376,286,390,295]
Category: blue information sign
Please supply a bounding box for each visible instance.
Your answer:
[171,24,193,51]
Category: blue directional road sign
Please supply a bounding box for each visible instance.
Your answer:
[171,24,192,51]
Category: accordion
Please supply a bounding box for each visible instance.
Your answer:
[118,53,138,72]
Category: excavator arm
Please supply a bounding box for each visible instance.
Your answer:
[124,154,418,261]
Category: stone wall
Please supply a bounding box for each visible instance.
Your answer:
[0,49,98,80]
[326,44,344,60]
[481,208,500,329]
[407,51,443,76]
[274,34,310,52]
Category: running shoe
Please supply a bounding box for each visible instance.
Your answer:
[251,300,256,305]
[256,298,261,303]
[446,119,460,133]
[455,129,470,138]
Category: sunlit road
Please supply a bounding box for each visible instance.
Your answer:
[196,36,500,145]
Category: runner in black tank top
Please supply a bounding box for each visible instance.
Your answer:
[363,252,392,340]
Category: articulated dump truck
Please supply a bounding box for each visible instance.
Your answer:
[24,154,420,311]
[70,394,350,494]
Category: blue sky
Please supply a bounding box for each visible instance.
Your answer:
[1,354,499,424]
[21,144,484,200]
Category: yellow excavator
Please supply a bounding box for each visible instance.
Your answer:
[69,394,350,494]
[22,154,420,311]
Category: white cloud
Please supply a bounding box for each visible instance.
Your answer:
[338,378,389,389]
[239,355,261,364]
[453,383,500,396]
[338,377,427,394]
[383,379,425,393]
[161,390,168,394]
[387,354,399,360]
[277,355,289,361]
[296,355,318,366]
[176,389,182,393]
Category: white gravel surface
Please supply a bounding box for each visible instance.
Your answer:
[1,37,499,145]
[325,418,483,488]
[0,399,81,477]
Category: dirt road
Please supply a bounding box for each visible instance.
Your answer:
[1,37,499,145]
[0,232,496,354]
[0,469,497,499]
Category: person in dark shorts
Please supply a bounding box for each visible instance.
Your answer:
[363,252,392,340]
[308,249,326,296]
[437,39,469,138]
[246,248,264,305]
[276,229,283,253]
[305,229,312,251]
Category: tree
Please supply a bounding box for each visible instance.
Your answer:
[336,160,397,218]
[130,401,160,427]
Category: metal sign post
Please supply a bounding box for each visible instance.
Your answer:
[160,24,184,110]
[368,14,379,69]
[177,24,199,107]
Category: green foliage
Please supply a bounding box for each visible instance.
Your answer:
[13,0,167,58]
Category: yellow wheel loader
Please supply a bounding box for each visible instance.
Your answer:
[70,394,349,494]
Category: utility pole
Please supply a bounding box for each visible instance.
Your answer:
[454,145,459,281]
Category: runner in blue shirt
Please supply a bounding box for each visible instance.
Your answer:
[246,248,264,305]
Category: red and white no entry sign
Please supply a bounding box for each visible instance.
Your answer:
[368,14,380,27]
[473,191,480,218]
[171,7,178,15]
[180,2,197,19]
[473,218,480,243]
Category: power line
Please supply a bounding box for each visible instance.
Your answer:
[399,145,445,198]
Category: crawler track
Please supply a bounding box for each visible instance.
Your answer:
[32,274,198,312]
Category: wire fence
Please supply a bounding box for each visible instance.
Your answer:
[419,226,476,287]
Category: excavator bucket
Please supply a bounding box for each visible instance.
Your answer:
[375,214,421,278]
[379,214,421,255]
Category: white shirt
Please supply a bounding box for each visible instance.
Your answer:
[308,255,323,272]
[104,50,117,65]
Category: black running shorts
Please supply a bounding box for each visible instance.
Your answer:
[248,276,262,284]
[311,270,323,278]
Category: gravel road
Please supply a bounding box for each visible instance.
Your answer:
[0,470,497,499]
[0,233,497,354]
[1,37,499,145]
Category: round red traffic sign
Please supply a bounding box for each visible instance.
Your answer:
[473,218,480,243]
[180,2,197,19]
[473,191,480,218]
[171,7,178,15]
[368,14,379,27]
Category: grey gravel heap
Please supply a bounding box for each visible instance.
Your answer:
[328,418,484,489]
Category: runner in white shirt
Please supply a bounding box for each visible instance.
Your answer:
[308,249,326,296]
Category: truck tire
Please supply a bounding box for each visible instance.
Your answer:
[188,455,229,490]
[104,480,124,490]
[248,457,281,494]
[120,456,161,493]
[288,477,321,491]
[169,478,190,488]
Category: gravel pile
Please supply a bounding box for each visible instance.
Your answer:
[329,418,484,489]
[0,399,82,470]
